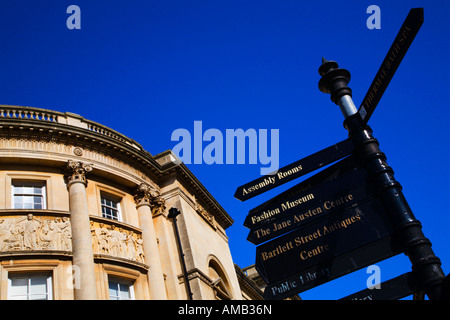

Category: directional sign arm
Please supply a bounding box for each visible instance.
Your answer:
[340,272,420,300]
[234,138,355,201]
[358,8,424,123]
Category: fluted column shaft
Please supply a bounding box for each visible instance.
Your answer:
[135,183,167,299]
[65,160,98,300]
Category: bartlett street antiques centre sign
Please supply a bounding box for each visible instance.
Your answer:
[255,196,396,284]
[235,8,449,300]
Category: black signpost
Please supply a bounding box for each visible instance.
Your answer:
[234,7,447,300]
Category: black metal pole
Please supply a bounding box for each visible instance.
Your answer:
[318,59,446,300]
[168,207,194,300]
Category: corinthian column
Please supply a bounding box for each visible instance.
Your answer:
[134,183,167,300]
[65,160,98,300]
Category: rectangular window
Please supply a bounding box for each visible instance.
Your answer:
[101,194,121,221]
[108,278,134,300]
[8,273,53,300]
[12,181,46,210]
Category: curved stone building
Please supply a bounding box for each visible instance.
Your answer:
[0,105,244,300]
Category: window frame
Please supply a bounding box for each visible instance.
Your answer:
[7,272,53,300]
[100,193,122,222]
[11,180,47,210]
[107,277,135,300]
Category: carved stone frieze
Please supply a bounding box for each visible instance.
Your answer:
[0,214,72,252]
[91,222,145,264]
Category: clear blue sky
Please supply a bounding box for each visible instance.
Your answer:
[0,0,449,299]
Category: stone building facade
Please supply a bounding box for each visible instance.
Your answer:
[0,105,247,300]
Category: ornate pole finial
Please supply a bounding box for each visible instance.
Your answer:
[318,58,357,118]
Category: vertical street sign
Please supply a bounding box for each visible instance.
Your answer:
[358,8,424,123]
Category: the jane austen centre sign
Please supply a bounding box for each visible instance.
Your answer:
[234,8,449,300]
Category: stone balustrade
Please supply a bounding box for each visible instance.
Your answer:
[0,105,143,152]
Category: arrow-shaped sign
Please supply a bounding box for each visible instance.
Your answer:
[234,139,354,201]
[340,272,420,300]
[244,167,369,230]
[358,8,424,123]
[255,196,395,284]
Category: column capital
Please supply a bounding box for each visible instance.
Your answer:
[134,183,166,215]
[64,160,93,187]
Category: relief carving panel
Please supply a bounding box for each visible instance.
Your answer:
[0,214,145,267]
[90,221,145,264]
[0,214,72,252]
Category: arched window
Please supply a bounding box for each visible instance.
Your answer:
[208,257,232,300]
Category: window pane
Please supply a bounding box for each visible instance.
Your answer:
[23,196,33,203]
[109,281,119,299]
[10,278,28,296]
[14,186,23,194]
[23,186,34,194]
[33,187,42,195]
[30,277,47,295]
[23,203,33,209]
[14,197,23,208]
[119,284,131,299]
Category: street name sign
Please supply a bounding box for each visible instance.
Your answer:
[263,235,401,300]
[234,138,354,201]
[247,182,376,245]
[244,159,368,231]
[358,8,424,123]
[255,196,395,285]
[248,155,360,217]
[340,272,420,300]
